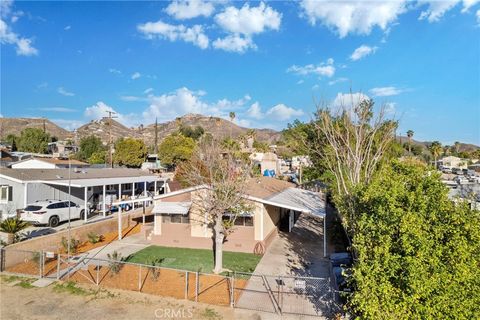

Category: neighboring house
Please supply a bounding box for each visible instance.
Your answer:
[439,156,467,169]
[47,141,79,157]
[468,163,480,173]
[10,157,89,169]
[146,176,327,255]
[0,168,167,220]
[141,154,167,173]
[250,152,280,176]
[448,183,480,210]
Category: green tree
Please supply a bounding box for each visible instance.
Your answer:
[78,135,104,161]
[158,133,196,167]
[406,129,414,154]
[428,140,442,167]
[88,150,106,164]
[349,160,480,319]
[179,125,204,140]
[0,217,29,244]
[113,138,147,168]
[17,128,50,153]
[252,140,270,153]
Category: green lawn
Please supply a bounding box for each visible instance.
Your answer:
[125,245,261,274]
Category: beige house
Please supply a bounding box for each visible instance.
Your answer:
[439,156,467,169]
[144,177,327,256]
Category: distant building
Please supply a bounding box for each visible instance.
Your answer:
[439,156,467,169]
[10,157,89,169]
[250,152,280,176]
[47,141,79,158]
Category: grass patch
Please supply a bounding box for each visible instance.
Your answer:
[126,245,261,273]
[53,281,94,296]
[1,275,36,288]
[200,308,222,320]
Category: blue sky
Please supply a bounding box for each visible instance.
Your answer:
[1,0,479,145]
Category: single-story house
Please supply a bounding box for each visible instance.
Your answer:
[144,176,327,255]
[10,157,89,169]
[438,156,468,169]
[0,168,168,220]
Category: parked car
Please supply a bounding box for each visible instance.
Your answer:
[452,168,462,175]
[330,252,353,267]
[454,176,469,184]
[442,167,452,174]
[20,200,87,227]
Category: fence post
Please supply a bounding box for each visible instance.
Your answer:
[195,271,199,302]
[0,248,4,272]
[138,266,142,291]
[184,271,189,300]
[57,254,60,280]
[230,273,235,307]
[96,261,100,285]
[39,250,43,278]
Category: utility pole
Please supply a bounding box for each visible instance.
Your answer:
[42,118,46,133]
[106,111,118,168]
[154,117,158,155]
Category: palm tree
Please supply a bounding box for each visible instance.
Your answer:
[454,141,461,155]
[0,217,29,244]
[429,141,442,168]
[406,130,414,154]
[229,112,236,138]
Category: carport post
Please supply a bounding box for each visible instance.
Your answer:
[154,180,157,195]
[118,183,122,200]
[118,206,122,240]
[102,185,106,217]
[323,216,327,257]
[144,181,147,196]
[84,187,88,223]
[132,183,135,209]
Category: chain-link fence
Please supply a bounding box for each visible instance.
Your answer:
[1,248,338,317]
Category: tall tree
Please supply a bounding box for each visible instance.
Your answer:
[406,129,414,154]
[229,111,236,138]
[18,128,50,153]
[454,141,461,154]
[113,138,147,168]
[429,141,442,167]
[158,133,196,167]
[177,138,251,274]
[349,160,480,319]
[78,135,104,162]
[309,98,397,232]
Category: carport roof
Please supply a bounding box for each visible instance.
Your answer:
[152,201,191,215]
[0,168,166,187]
[264,187,326,218]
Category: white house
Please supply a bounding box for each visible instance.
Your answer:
[10,157,89,169]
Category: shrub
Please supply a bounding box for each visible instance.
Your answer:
[107,251,123,275]
[87,232,104,244]
[147,257,164,281]
[60,236,80,254]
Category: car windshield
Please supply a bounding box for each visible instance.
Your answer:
[24,205,43,211]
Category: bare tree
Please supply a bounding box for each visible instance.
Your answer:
[306,96,397,231]
[177,138,251,274]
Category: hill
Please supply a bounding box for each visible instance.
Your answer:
[0,117,72,140]
[397,136,478,153]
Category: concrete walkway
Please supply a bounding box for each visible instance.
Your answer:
[236,213,333,318]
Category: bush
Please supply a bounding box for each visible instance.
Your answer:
[87,232,104,244]
[147,256,164,281]
[60,236,80,254]
[107,251,123,275]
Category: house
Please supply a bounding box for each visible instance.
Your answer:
[250,152,280,176]
[439,156,467,169]
[47,141,79,157]
[10,157,89,169]
[0,168,167,220]
[145,176,327,256]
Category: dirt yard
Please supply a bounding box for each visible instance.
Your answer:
[0,275,264,320]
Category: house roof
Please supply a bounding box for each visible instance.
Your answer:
[0,168,165,187]
[12,157,88,166]
[244,176,294,199]
[152,201,191,215]
[265,187,326,217]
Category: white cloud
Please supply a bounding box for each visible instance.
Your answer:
[328,77,349,85]
[300,0,407,38]
[109,68,121,74]
[297,79,304,84]
[144,88,154,94]
[266,104,304,121]
[350,45,378,61]
[0,1,38,56]
[477,9,480,23]
[120,95,143,102]
[215,2,282,36]
[212,34,256,53]
[370,86,404,97]
[84,101,139,127]
[51,119,84,131]
[57,87,75,97]
[418,0,480,22]
[332,92,370,110]
[165,0,215,20]
[287,58,335,78]
[64,25,71,31]
[137,20,209,49]
[247,102,263,119]
[131,72,141,80]
[312,84,320,90]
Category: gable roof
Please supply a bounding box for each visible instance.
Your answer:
[12,157,88,167]
[244,176,294,199]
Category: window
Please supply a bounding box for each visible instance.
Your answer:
[227,215,254,227]
[67,201,77,207]
[24,205,43,211]
[0,186,11,203]
[163,214,189,224]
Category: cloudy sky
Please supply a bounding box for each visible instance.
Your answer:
[1,0,479,144]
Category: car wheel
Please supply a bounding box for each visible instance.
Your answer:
[49,216,60,227]
[80,210,86,221]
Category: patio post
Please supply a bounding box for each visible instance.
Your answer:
[102,184,106,217]
[118,206,122,240]
[154,180,157,195]
[84,187,88,223]
[118,183,122,200]
[144,181,147,196]
[323,215,327,257]
[131,183,135,209]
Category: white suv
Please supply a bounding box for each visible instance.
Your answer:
[21,200,87,227]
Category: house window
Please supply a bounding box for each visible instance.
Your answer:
[162,214,189,224]
[226,215,254,227]
[0,186,11,203]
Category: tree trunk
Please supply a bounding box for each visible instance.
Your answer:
[213,216,224,274]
